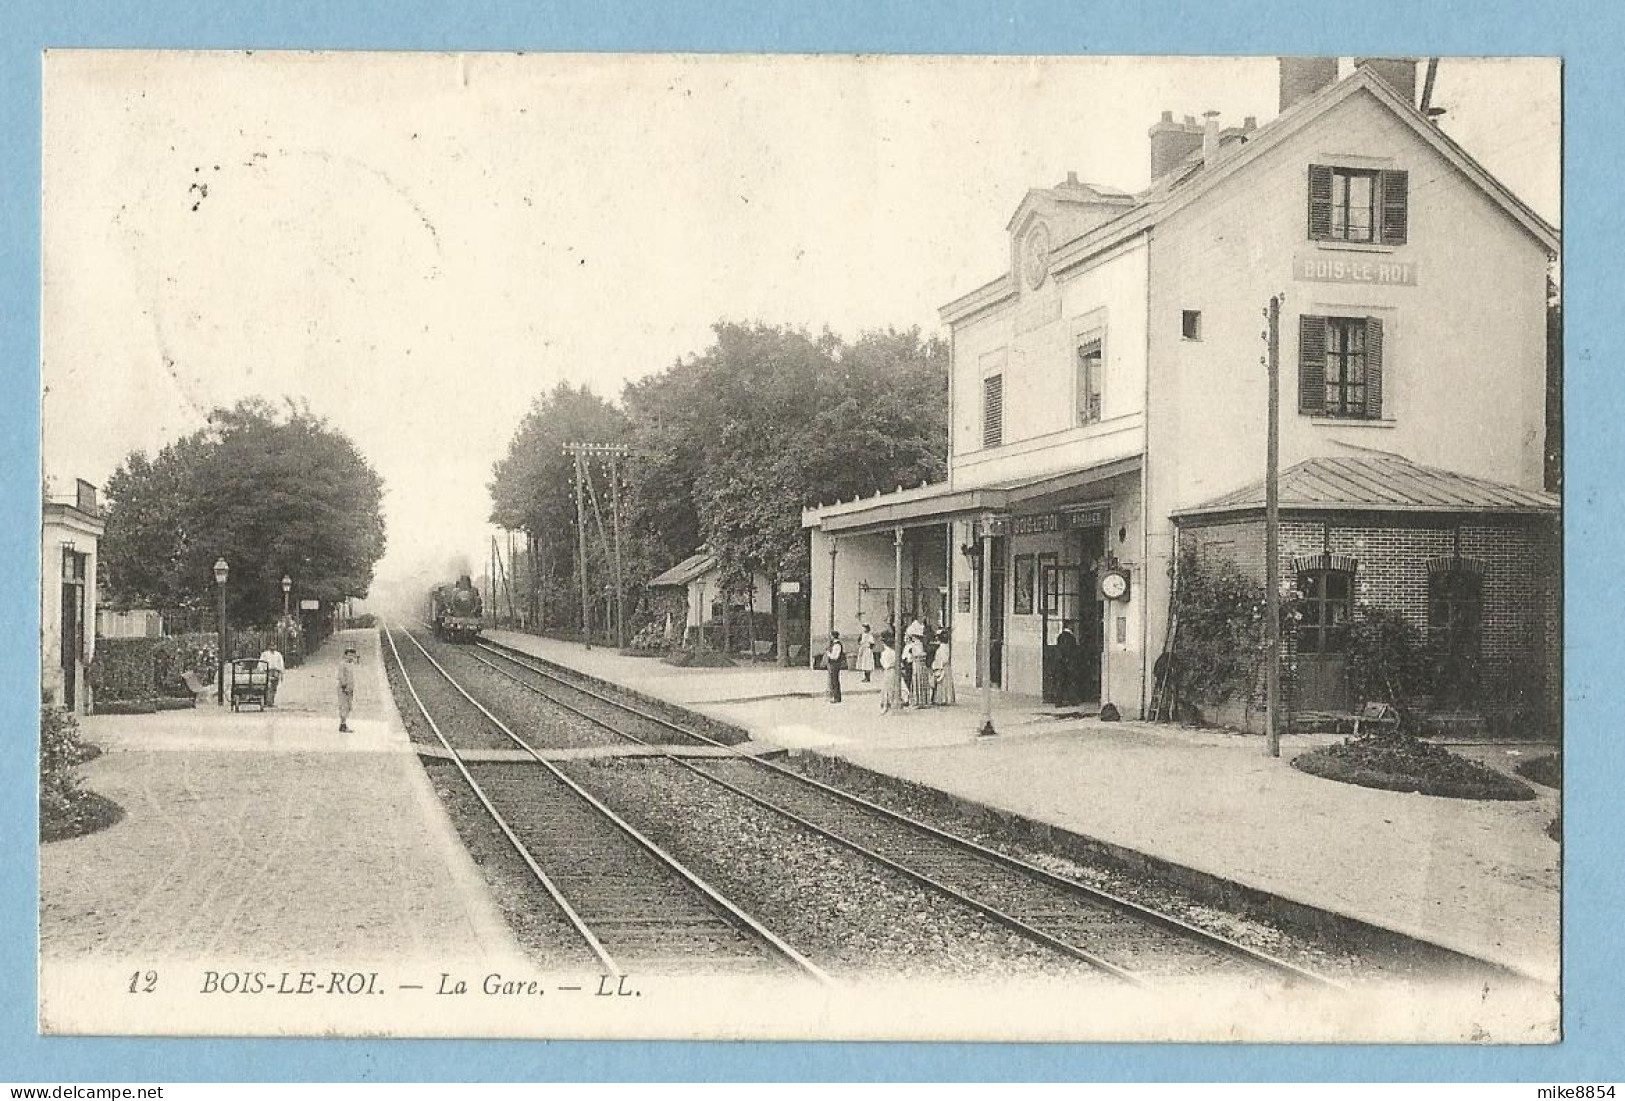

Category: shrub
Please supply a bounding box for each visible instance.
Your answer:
[1167,547,1300,721]
[1344,605,1431,718]
[40,698,86,825]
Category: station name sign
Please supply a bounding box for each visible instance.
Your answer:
[992,505,1110,537]
[1294,252,1418,287]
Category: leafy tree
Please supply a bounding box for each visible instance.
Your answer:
[487,383,629,631]
[100,399,386,626]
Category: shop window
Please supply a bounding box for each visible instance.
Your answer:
[1298,315,1385,419]
[1181,310,1201,341]
[1296,569,1354,654]
[1075,338,1102,425]
[1308,165,1408,245]
[982,373,1004,448]
[1429,569,1483,657]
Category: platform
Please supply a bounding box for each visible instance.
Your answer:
[39,627,525,1035]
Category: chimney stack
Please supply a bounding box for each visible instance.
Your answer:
[1201,110,1221,166]
[1148,110,1204,181]
[1354,57,1419,105]
[1278,56,1338,113]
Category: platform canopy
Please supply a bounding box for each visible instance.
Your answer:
[803,456,1141,537]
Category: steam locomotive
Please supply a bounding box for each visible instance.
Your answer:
[429,575,484,643]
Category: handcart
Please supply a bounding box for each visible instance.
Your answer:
[230,658,271,712]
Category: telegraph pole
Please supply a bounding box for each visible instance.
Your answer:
[571,450,591,648]
[1265,294,1283,759]
[564,441,632,650]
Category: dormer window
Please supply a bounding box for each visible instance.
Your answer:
[1308,165,1408,245]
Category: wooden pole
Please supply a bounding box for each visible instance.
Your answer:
[575,452,591,649]
[610,453,626,649]
[1266,294,1283,758]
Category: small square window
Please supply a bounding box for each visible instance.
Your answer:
[1181,310,1202,341]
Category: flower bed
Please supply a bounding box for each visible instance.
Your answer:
[1291,735,1537,801]
[1515,753,1560,790]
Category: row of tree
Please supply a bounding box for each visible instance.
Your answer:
[99,399,387,627]
[487,322,949,638]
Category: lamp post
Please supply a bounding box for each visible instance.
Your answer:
[213,557,229,705]
[282,574,292,619]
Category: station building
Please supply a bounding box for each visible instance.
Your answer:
[802,58,1559,724]
[42,479,105,714]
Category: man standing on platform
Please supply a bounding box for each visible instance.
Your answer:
[337,645,358,732]
[259,642,286,707]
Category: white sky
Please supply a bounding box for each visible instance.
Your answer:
[40,53,1559,598]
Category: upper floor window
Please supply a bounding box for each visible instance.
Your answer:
[1298,315,1385,419]
[1308,164,1408,246]
[982,373,1004,449]
[1076,337,1103,426]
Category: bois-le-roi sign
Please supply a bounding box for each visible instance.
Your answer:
[1294,252,1418,286]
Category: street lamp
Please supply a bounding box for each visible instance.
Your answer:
[282,575,293,618]
[213,557,229,705]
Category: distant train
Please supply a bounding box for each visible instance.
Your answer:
[430,575,484,642]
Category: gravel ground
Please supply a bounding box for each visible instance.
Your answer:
[418,759,606,971]
[779,753,1378,983]
[557,756,1102,981]
[420,639,631,751]
[383,626,523,751]
[472,647,709,746]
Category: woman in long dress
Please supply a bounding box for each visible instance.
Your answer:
[878,635,901,713]
[905,633,930,709]
[855,623,877,682]
[931,630,956,706]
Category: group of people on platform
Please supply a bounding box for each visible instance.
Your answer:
[822,615,955,711]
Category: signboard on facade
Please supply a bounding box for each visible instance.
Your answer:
[299,598,320,610]
[1294,252,1418,287]
[1008,505,1111,536]
[778,581,802,595]
[956,581,972,614]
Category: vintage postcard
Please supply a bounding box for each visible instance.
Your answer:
[37,50,1561,1042]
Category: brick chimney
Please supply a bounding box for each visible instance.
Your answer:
[1354,56,1419,105]
[1278,56,1338,113]
[1148,110,1204,180]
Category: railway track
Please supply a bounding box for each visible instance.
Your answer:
[382,622,829,981]
[468,633,1342,988]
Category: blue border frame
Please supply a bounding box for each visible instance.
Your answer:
[4,0,1620,1082]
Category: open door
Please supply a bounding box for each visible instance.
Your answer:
[1041,563,1101,705]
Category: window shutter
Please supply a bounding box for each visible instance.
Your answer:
[1307,164,1334,240]
[1364,317,1385,418]
[1298,315,1327,415]
[982,374,1004,448]
[1378,169,1409,245]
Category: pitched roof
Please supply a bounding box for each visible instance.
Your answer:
[648,551,716,587]
[1173,453,1560,518]
[941,66,1560,325]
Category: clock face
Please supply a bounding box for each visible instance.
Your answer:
[1101,571,1128,600]
[1022,222,1052,289]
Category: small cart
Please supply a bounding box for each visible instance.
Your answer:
[230,658,271,712]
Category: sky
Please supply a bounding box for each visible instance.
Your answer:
[40,53,1560,603]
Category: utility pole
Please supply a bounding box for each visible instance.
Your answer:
[1265,294,1284,759]
[565,441,633,650]
[572,450,590,648]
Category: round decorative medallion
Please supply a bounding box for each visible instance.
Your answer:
[1022,221,1052,289]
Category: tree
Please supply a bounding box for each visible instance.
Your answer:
[487,383,629,632]
[1545,270,1562,493]
[100,399,386,626]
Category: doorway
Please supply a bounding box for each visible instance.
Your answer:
[1041,562,1102,705]
[1296,568,1353,711]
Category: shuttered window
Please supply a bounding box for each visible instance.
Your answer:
[1308,165,1408,245]
[1076,338,1102,426]
[1299,315,1385,419]
[982,373,1004,448]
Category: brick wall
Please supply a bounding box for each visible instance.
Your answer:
[1176,510,1560,731]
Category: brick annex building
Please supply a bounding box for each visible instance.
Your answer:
[802,57,1559,729]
